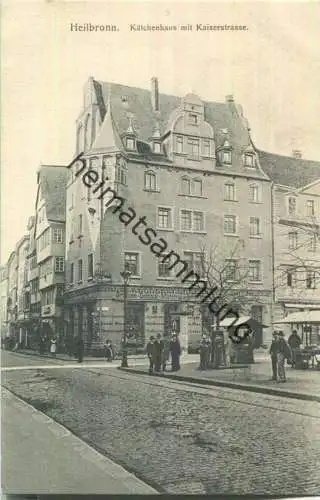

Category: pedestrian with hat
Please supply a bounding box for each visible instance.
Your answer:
[269,331,279,381]
[146,336,155,375]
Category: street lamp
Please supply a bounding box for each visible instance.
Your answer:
[120,267,132,368]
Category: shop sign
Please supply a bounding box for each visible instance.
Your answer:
[115,286,193,301]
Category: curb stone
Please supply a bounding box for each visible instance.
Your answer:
[2,387,159,494]
[119,367,320,403]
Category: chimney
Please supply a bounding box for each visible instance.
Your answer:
[225,94,234,103]
[292,149,302,159]
[151,77,159,111]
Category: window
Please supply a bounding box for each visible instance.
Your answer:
[181,177,191,195]
[37,228,51,251]
[78,259,83,282]
[157,207,173,229]
[187,138,200,158]
[180,210,192,231]
[193,211,204,232]
[249,217,261,237]
[224,182,236,201]
[55,257,64,273]
[193,179,203,197]
[225,260,238,281]
[288,197,296,216]
[221,151,232,164]
[126,138,135,149]
[244,154,255,167]
[249,184,260,203]
[306,270,316,289]
[124,252,140,276]
[79,214,83,235]
[249,260,261,281]
[288,232,298,250]
[39,258,52,277]
[52,228,64,243]
[184,252,205,277]
[309,235,317,252]
[189,113,198,125]
[88,253,94,278]
[145,171,157,191]
[287,268,296,288]
[70,263,74,283]
[153,142,161,154]
[158,257,172,278]
[176,136,183,154]
[56,284,64,298]
[306,200,315,217]
[224,215,237,235]
[203,140,210,157]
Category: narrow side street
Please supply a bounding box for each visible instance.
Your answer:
[2,351,320,496]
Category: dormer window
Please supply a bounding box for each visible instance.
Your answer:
[221,150,232,165]
[126,137,135,150]
[244,153,255,167]
[153,142,161,154]
[187,138,200,158]
[189,113,198,125]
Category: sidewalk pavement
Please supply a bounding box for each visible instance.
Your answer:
[121,357,320,402]
[2,388,158,495]
[5,348,200,366]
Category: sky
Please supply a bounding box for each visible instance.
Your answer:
[2,1,320,264]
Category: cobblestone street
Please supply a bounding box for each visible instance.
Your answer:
[2,352,320,495]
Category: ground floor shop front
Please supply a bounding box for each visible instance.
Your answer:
[63,284,273,353]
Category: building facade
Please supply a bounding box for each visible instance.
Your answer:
[64,77,274,351]
[259,150,320,337]
[0,265,8,339]
[35,165,68,341]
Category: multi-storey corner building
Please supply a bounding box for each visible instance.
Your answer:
[64,77,274,350]
[35,165,68,340]
[259,150,320,336]
[0,265,8,339]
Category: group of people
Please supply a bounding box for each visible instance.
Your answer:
[269,330,301,382]
[146,333,181,374]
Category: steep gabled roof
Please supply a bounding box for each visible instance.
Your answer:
[92,80,267,176]
[37,165,68,222]
[258,150,320,189]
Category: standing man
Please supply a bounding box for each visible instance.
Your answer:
[146,336,155,374]
[269,331,279,381]
[277,331,291,383]
[170,334,181,372]
[288,329,302,367]
[154,334,164,372]
[76,337,84,363]
[162,334,171,372]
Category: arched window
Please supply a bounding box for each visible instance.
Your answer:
[181,176,191,195]
[144,171,157,191]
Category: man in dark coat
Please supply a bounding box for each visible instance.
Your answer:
[269,331,279,381]
[288,330,302,367]
[153,334,164,372]
[170,334,181,372]
[146,336,155,374]
[199,334,211,370]
[277,331,291,382]
[76,337,84,363]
